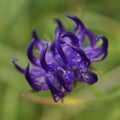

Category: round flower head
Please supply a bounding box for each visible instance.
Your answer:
[12,14,108,102]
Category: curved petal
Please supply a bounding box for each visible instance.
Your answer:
[25,64,48,90]
[77,70,98,85]
[40,44,51,71]
[55,28,68,64]
[54,18,65,32]
[27,39,40,66]
[32,30,42,50]
[12,57,25,73]
[86,35,108,62]
[50,41,57,57]
[97,35,108,61]
[61,31,79,47]
[84,29,96,47]
[67,43,90,66]
[32,30,40,42]
[66,15,96,47]
[66,14,85,31]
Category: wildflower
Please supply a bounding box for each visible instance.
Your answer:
[12,15,108,102]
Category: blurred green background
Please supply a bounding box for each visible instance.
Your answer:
[0,0,120,120]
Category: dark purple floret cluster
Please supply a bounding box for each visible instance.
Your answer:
[12,15,108,102]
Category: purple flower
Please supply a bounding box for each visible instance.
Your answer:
[12,14,108,102]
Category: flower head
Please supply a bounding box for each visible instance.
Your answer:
[12,14,108,102]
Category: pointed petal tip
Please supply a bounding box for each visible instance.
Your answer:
[66,14,74,18]
[53,18,59,22]
[32,30,36,34]
[11,56,18,63]
[66,14,79,21]
[32,30,38,40]
[53,18,64,29]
